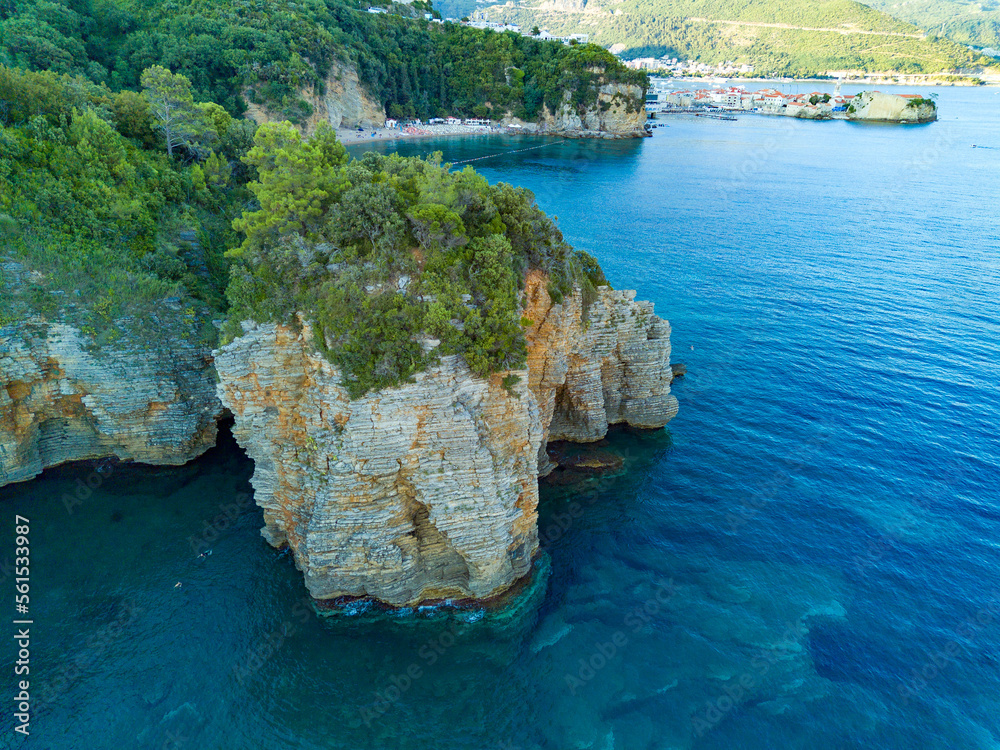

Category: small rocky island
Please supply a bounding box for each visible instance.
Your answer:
[215,273,677,606]
[1,115,674,608]
[847,91,938,123]
[213,128,677,606]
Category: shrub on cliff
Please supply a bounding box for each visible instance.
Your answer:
[224,124,607,397]
[0,65,252,343]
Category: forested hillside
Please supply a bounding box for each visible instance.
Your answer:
[0,63,607,395]
[0,65,250,340]
[0,0,641,358]
[0,0,644,122]
[864,0,1000,48]
[482,0,995,75]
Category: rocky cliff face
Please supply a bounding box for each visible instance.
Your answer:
[522,271,678,470]
[541,80,648,138]
[847,91,937,123]
[500,76,648,138]
[215,324,542,605]
[214,274,677,606]
[244,61,386,135]
[0,322,222,487]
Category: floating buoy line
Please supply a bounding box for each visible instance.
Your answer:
[447,138,569,165]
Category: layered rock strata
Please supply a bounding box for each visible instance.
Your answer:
[214,274,678,605]
[522,270,678,460]
[0,322,222,487]
[215,326,542,604]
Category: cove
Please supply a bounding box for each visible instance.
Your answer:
[3,83,1000,749]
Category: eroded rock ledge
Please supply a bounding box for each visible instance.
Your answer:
[214,272,678,606]
[1,322,222,487]
[504,82,650,139]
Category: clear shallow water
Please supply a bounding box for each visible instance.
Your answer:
[4,85,1000,749]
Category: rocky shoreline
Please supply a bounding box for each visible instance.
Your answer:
[0,320,222,487]
[213,273,677,606]
[2,272,678,607]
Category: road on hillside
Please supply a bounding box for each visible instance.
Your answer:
[687,17,925,38]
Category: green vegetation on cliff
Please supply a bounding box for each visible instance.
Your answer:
[484,0,995,75]
[0,0,645,123]
[0,66,251,340]
[225,121,608,397]
[0,64,609,397]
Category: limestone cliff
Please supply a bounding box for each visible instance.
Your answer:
[522,270,678,470]
[244,61,386,135]
[847,91,937,123]
[214,274,677,606]
[514,78,648,139]
[0,322,222,487]
[215,325,542,605]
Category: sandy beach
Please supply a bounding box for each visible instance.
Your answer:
[338,122,505,145]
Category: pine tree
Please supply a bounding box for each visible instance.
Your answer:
[140,65,211,158]
[230,121,349,255]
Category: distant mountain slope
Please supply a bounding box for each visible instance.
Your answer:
[482,0,995,74]
[434,0,483,18]
[864,0,1000,48]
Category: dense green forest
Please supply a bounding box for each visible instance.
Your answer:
[0,61,607,394]
[0,65,250,341]
[0,0,646,122]
[484,0,996,75]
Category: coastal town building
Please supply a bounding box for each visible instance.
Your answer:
[465,16,587,44]
[362,10,589,45]
[624,56,754,77]
[644,78,862,119]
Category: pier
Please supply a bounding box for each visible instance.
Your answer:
[650,108,739,120]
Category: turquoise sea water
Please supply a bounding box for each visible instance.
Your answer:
[3,85,1000,749]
